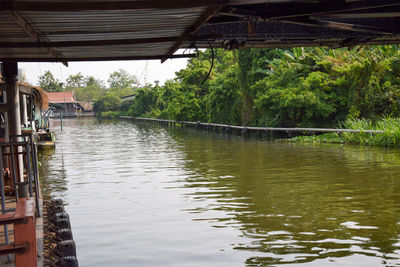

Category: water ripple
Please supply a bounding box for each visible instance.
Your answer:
[38,118,400,267]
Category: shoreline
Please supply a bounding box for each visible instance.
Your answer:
[117,116,398,147]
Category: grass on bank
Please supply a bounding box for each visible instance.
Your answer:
[287,117,400,147]
[98,111,127,119]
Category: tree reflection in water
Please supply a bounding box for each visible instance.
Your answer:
[168,128,400,266]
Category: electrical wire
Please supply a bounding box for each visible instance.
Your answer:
[201,41,214,85]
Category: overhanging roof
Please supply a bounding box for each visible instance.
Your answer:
[0,0,400,64]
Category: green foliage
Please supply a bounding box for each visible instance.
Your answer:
[38,71,64,92]
[74,85,103,104]
[108,69,138,90]
[74,76,105,103]
[106,69,139,98]
[206,67,241,124]
[91,45,400,136]
[86,76,106,89]
[65,72,86,90]
[99,111,125,119]
[290,117,400,147]
[93,94,121,115]
[128,87,155,117]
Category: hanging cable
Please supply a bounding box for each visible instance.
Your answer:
[201,41,214,85]
[183,40,199,57]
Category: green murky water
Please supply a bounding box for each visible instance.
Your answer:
[38,118,400,266]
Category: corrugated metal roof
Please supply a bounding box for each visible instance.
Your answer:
[0,12,32,42]
[0,1,215,62]
[0,0,400,63]
[59,42,176,57]
[22,9,203,41]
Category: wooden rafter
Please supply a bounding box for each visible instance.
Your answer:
[0,54,196,62]
[0,0,228,12]
[281,17,396,35]
[220,0,400,20]
[0,34,220,49]
[161,4,225,63]
[311,6,400,19]
[209,0,400,36]
[312,12,400,19]
[314,19,396,35]
[7,10,68,66]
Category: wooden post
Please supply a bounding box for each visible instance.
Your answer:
[21,95,28,127]
[3,61,24,182]
[3,61,21,140]
[60,112,63,131]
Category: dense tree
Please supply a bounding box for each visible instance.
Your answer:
[65,72,86,90]
[93,94,121,115]
[106,69,139,97]
[93,45,400,128]
[86,76,106,89]
[128,87,155,117]
[108,69,138,89]
[74,76,105,103]
[38,71,63,92]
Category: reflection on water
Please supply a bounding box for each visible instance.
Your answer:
[39,118,400,267]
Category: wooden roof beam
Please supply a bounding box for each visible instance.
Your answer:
[7,10,68,66]
[281,17,396,35]
[0,0,228,12]
[220,0,400,20]
[0,34,220,48]
[311,6,400,19]
[313,12,400,19]
[0,54,196,62]
[315,19,397,35]
[161,4,225,63]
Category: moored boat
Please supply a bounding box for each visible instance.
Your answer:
[36,131,56,149]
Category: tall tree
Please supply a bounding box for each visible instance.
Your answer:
[86,76,106,89]
[74,76,106,103]
[237,49,254,126]
[107,69,138,89]
[65,72,87,90]
[38,71,63,92]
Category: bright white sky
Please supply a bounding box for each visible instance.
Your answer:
[19,57,189,87]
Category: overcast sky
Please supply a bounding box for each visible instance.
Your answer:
[19,57,189,87]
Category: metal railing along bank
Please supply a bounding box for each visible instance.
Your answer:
[50,111,95,119]
[0,133,41,267]
[121,116,385,136]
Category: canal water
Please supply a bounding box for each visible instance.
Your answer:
[38,118,400,267]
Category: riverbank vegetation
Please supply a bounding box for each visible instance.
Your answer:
[38,68,138,109]
[38,45,400,146]
[115,46,400,128]
[288,117,400,147]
